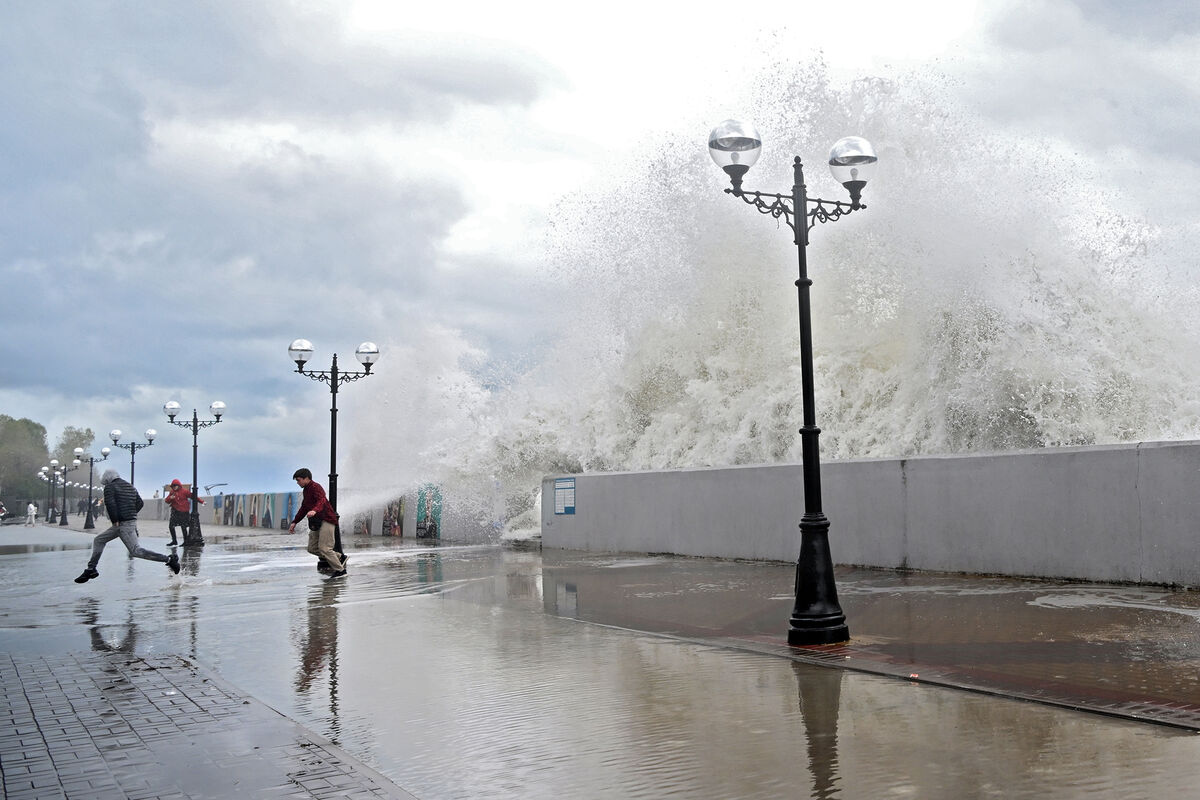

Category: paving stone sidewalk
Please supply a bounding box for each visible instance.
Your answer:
[0,651,417,800]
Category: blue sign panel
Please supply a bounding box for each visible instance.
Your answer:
[554,478,576,515]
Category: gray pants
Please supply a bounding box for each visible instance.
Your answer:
[88,520,168,570]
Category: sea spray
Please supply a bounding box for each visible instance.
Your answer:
[338,58,1200,536]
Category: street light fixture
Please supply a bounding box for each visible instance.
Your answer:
[708,119,878,646]
[164,401,225,547]
[54,458,82,526]
[74,446,111,530]
[109,428,156,488]
[288,339,381,564]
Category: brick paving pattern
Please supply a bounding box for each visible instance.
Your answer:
[0,652,417,800]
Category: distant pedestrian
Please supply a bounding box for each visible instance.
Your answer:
[0,499,7,522]
[288,468,345,577]
[26,501,36,526]
[164,479,204,546]
[74,469,178,584]
[76,498,87,517]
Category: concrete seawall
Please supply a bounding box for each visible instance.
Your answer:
[540,440,1200,586]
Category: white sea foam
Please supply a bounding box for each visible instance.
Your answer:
[338,60,1200,536]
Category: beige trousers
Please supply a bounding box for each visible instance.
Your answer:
[307,520,344,572]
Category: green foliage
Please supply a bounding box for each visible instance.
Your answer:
[53,426,95,463]
[0,415,50,504]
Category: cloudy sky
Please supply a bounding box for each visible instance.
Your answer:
[2,0,1197,498]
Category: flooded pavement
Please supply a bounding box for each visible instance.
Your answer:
[3,524,1200,798]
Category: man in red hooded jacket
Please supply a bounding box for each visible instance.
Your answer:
[165,479,204,546]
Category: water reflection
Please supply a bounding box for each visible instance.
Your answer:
[180,545,202,576]
[163,547,203,657]
[78,598,138,653]
[0,543,88,555]
[295,578,343,743]
[794,662,843,799]
[415,552,443,585]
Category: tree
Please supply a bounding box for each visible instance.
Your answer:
[0,415,51,505]
[53,426,95,463]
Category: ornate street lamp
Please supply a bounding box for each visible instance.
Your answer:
[109,428,156,488]
[54,458,82,526]
[288,339,380,566]
[164,401,225,547]
[74,446,111,530]
[708,119,878,646]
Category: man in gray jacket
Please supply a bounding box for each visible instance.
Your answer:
[75,469,179,583]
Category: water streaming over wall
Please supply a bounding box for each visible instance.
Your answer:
[341,58,1200,536]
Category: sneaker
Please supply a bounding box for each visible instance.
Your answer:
[328,569,347,578]
[74,569,99,584]
[167,552,180,575]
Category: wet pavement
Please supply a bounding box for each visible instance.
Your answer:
[3,518,1200,797]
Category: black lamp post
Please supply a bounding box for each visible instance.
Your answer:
[38,468,53,523]
[288,339,381,563]
[708,119,878,646]
[73,446,110,530]
[53,458,81,526]
[108,428,155,488]
[164,401,225,547]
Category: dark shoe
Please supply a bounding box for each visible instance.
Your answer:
[167,539,178,546]
[167,552,180,575]
[317,560,331,573]
[74,569,99,584]
[328,570,347,578]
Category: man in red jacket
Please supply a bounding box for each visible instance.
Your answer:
[288,468,345,577]
[165,479,205,546]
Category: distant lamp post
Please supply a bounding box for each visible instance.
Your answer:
[288,339,381,562]
[74,446,111,530]
[109,428,156,487]
[38,467,54,523]
[46,461,60,523]
[164,401,225,547]
[708,119,878,646]
[55,458,82,526]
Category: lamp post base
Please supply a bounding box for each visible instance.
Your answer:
[788,617,850,646]
[787,515,850,647]
[83,509,95,530]
[183,512,205,547]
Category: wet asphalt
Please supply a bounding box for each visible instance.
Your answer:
[3,517,1200,798]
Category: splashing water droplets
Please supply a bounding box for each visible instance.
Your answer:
[341,59,1200,537]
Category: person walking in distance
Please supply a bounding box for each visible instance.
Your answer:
[165,479,204,546]
[75,469,179,583]
[288,468,345,577]
[26,501,37,526]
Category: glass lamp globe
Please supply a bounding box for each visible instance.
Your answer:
[828,136,878,207]
[707,119,762,170]
[289,339,314,368]
[210,401,226,418]
[356,342,381,371]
